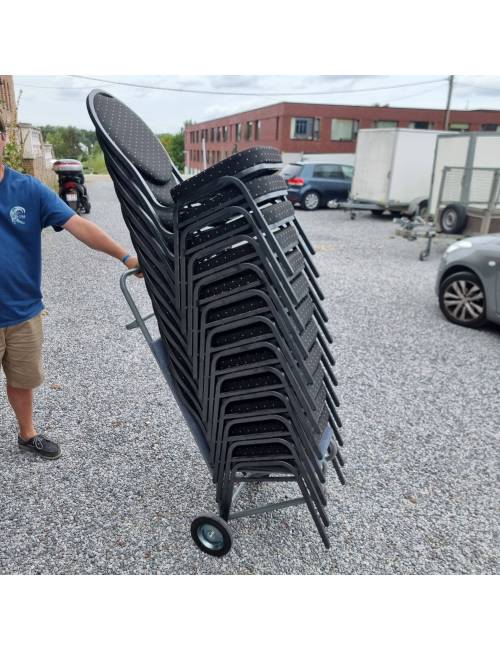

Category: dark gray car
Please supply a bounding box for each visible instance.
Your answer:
[436,234,500,328]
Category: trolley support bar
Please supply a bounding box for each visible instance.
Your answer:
[228,497,306,521]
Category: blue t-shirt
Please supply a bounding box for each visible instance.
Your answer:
[0,165,75,327]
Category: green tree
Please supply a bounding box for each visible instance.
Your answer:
[40,126,99,160]
[159,123,188,171]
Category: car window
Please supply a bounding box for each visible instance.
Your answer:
[313,164,344,179]
[281,163,303,179]
[341,165,354,178]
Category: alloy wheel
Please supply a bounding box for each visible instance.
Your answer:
[443,279,484,323]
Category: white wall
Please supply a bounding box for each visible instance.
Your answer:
[282,152,355,166]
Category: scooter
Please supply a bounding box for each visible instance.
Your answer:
[53,159,91,214]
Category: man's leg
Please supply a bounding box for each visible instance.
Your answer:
[6,384,37,441]
[3,315,61,459]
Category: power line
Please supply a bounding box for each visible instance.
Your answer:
[15,82,113,90]
[455,81,500,93]
[69,75,448,97]
[15,77,500,99]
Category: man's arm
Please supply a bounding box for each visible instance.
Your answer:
[63,215,142,274]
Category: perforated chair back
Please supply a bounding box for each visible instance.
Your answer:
[87,89,181,213]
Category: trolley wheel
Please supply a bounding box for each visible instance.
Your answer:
[191,513,233,557]
[419,250,428,261]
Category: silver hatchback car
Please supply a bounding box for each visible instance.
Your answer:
[436,234,500,328]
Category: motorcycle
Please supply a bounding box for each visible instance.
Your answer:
[53,159,91,214]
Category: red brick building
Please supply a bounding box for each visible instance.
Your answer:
[184,102,500,174]
[0,75,17,127]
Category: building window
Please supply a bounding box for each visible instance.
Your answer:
[222,125,228,142]
[331,118,359,141]
[255,120,261,140]
[235,123,242,142]
[375,120,398,128]
[246,121,253,140]
[291,117,320,140]
[216,150,220,162]
[408,121,432,129]
[216,127,221,142]
[449,123,470,132]
[480,124,500,132]
[210,128,215,142]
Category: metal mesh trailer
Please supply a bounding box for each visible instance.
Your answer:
[429,132,500,235]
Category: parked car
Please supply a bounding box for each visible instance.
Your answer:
[436,234,500,328]
[280,162,353,210]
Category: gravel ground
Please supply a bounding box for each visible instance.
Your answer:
[1,175,498,575]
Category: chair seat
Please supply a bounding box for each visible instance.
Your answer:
[171,147,283,202]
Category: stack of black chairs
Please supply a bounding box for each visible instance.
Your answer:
[87,90,345,555]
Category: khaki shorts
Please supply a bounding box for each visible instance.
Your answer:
[0,314,44,389]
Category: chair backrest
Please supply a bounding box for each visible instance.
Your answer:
[87,89,180,208]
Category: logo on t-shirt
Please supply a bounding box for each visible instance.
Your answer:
[10,206,26,225]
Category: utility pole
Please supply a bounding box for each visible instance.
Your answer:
[444,75,454,130]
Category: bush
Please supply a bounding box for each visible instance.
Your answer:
[3,130,25,172]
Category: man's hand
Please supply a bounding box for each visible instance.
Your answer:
[124,255,143,278]
[63,216,143,278]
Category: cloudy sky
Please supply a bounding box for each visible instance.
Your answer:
[13,75,500,134]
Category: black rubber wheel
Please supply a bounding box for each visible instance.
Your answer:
[439,271,487,328]
[301,191,320,211]
[85,202,91,214]
[418,200,428,217]
[370,209,385,216]
[439,203,468,234]
[191,513,233,557]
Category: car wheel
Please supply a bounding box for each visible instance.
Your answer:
[439,271,487,328]
[301,191,320,211]
[439,203,468,234]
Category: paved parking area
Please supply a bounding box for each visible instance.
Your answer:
[1,175,498,574]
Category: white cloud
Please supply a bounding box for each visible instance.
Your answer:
[12,75,500,133]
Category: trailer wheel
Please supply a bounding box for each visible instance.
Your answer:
[370,209,385,217]
[418,200,428,217]
[439,203,468,234]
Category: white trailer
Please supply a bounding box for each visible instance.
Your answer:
[341,128,449,217]
[428,132,500,235]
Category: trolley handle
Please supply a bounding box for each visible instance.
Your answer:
[119,268,155,346]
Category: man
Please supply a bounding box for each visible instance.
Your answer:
[0,117,140,460]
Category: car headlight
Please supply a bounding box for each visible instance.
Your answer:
[445,240,473,255]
